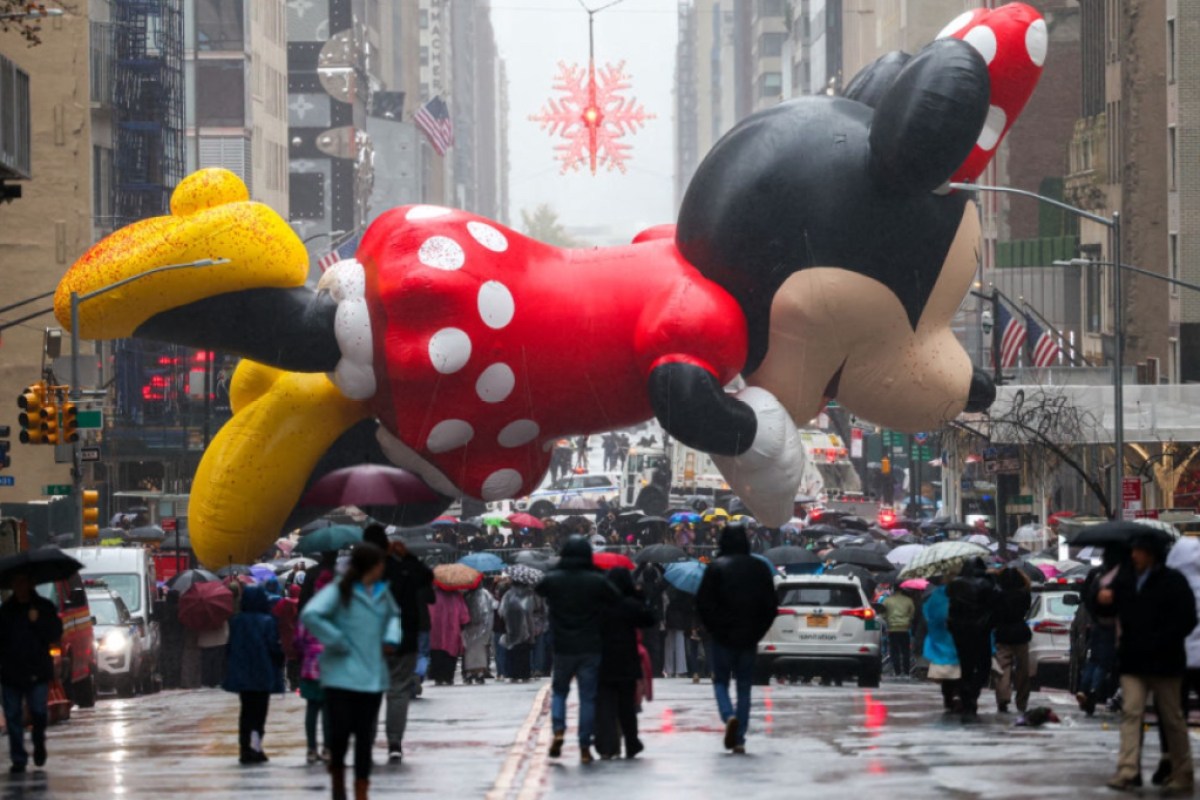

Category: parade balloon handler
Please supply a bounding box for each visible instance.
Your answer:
[52,2,1044,571]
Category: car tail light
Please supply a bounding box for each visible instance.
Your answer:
[1032,620,1068,634]
[841,607,876,620]
[777,608,798,616]
[49,646,61,658]
[809,509,824,522]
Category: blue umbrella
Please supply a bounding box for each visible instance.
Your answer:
[669,512,702,525]
[249,564,276,584]
[459,552,505,574]
[664,561,706,595]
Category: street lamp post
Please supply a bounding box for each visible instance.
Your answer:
[69,257,229,541]
[950,182,1124,517]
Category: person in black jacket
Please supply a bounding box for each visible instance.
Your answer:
[363,525,434,764]
[946,558,999,720]
[1100,533,1197,793]
[0,572,64,773]
[594,568,655,760]
[536,536,619,764]
[696,524,778,754]
[992,567,1032,713]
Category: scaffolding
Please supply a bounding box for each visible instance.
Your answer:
[111,0,185,226]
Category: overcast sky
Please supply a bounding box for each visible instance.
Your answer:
[488,0,680,241]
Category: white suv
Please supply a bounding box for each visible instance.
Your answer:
[515,473,621,517]
[756,574,883,687]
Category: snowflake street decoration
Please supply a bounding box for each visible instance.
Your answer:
[529,60,655,175]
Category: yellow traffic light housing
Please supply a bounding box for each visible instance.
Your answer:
[41,403,58,445]
[881,456,891,475]
[61,402,78,443]
[81,489,100,540]
[17,381,47,444]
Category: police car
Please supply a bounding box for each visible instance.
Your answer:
[515,473,621,518]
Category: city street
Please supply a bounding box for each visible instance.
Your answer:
[0,676,1136,799]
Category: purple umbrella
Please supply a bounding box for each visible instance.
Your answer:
[249,564,277,584]
[300,464,441,507]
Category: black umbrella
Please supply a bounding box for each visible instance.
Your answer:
[823,547,894,572]
[216,564,254,579]
[839,516,871,531]
[637,516,669,526]
[635,544,688,565]
[509,550,559,571]
[125,525,166,543]
[922,518,975,533]
[167,568,219,595]
[403,540,457,565]
[1067,521,1173,547]
[1011,560,1047,585]
[0,548,83,589]
[825,563,877,597]
[764,546,819,566]
[803,524,843,539]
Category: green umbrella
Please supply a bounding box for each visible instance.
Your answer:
[482,515,507,528]
[294,524,363,555]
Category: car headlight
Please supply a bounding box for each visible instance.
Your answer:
[101,629,129,654]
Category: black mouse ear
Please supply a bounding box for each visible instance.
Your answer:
[843,50,912,109]
[868,37,990,193]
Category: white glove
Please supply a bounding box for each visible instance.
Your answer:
[709,387,805,527]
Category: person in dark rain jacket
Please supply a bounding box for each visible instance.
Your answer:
[0,573,63,773]
[223,584,284,765]
[594,568,656,759]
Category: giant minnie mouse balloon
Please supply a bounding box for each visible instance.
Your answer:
[55,4,1045,567]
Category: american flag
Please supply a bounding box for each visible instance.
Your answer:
[317,235,359,273]
[415,95,454,156]
[1026,313,1061,368]
[995,301,1027,369]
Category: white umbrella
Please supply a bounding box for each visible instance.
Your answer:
[1012,524,1050,544]
[898,541,990,579]
[965,534,992,546]
[886,543,926,567]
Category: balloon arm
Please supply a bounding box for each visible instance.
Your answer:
[647,361,756,457]
[134,287,340,372]
[708,386,805,528]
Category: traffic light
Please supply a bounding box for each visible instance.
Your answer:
[41,400,58,445]
[81,489,100,540]
[17,381,48,444]
[60,402,78,443]
[881,456,891,475]
[0,425,9,469]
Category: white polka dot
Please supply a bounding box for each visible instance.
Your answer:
[467,220,509,252]
[476,363,515,403]
[498,419,540,448]
[426,419,474,453]
[976,105,1008,151]
[936,11,976,40]
[428,328,472,374]
[481,468,524,501]
[477,281,515,330]
[963,25,997,65]
[406,205,452,220]
[418,236,466,271]
[1025,19,1048,67]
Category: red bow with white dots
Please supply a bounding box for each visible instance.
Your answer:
[939,2,1048,183]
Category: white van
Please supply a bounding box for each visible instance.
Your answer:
[63,546,160,694]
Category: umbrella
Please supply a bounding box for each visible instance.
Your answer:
[433,563,483,592]
[167,568,219,595]
[283,557,317,570]
[294,524,363,555]
[482,515,507,528]
[593,552,636,571]
[1067,520,1174,548]
[216,564,254,579]
[403,541,458,565]
[638,516,669,526]
[459,552,505,573]
[764,546,819,566]
[635,544,688,565]
[669,512,702,525]
[124,525,166,543]
[297,517,345,536]
[0,548,83,589]
[506,513,545,530]
[504,564,544,586]
[825,563,876,596]
[839,516,871,531]
[178,582,235,631]
[886,544,927,567]
[898,540,990,579]
[752,553,776,571]
[509,549,557,568]
[702,508,730,522]
[300,464,440,507]
[899,578,929,591]
[965,534,993,546]
[823,547,894,571]
[1012,524,1051,544]
[921,518,975,533]
[249,564,277,584]
[160,531,193,551]
[664,561,707,595]
[803,524,843,539]
[1011,560,1048,584]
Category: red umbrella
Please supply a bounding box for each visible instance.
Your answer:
[593,552,635,571]
[506,513,545,530]
[178,582,235,631]
[300,464,441,507]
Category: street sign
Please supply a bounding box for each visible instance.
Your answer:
[1121,477,1142,505]
[42,484,72,496]
[76,410,103,430]
[850,428,863,459]
[80,447,101,462]
[0,476,13,487]
[913,432,929,445]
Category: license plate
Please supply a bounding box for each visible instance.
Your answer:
[806,615,829,628]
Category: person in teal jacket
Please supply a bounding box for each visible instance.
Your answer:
[301,544,401,800]
[922,582,961,713]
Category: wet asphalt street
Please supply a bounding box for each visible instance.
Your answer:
[0,676,1167,799]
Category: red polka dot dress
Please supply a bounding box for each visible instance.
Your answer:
[337,206,748,503]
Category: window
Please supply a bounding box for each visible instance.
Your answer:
[196,60,245,127]
[419,9,429,29]
[93,573,141,613]
[1169,126,1178,190]
[196,0,244,52]
[1086,262,1102,333]
[1170,233,1180,296]
[778,585,863,608]
[759,71,783,98]
[89,596,127,626]
[760,31,786,57]
[1168,18,1177,84]
[92,145,112,226]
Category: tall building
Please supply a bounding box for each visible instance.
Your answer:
[750,0,788,112]
[1169,0,1200,381]
[449,0,508,222]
